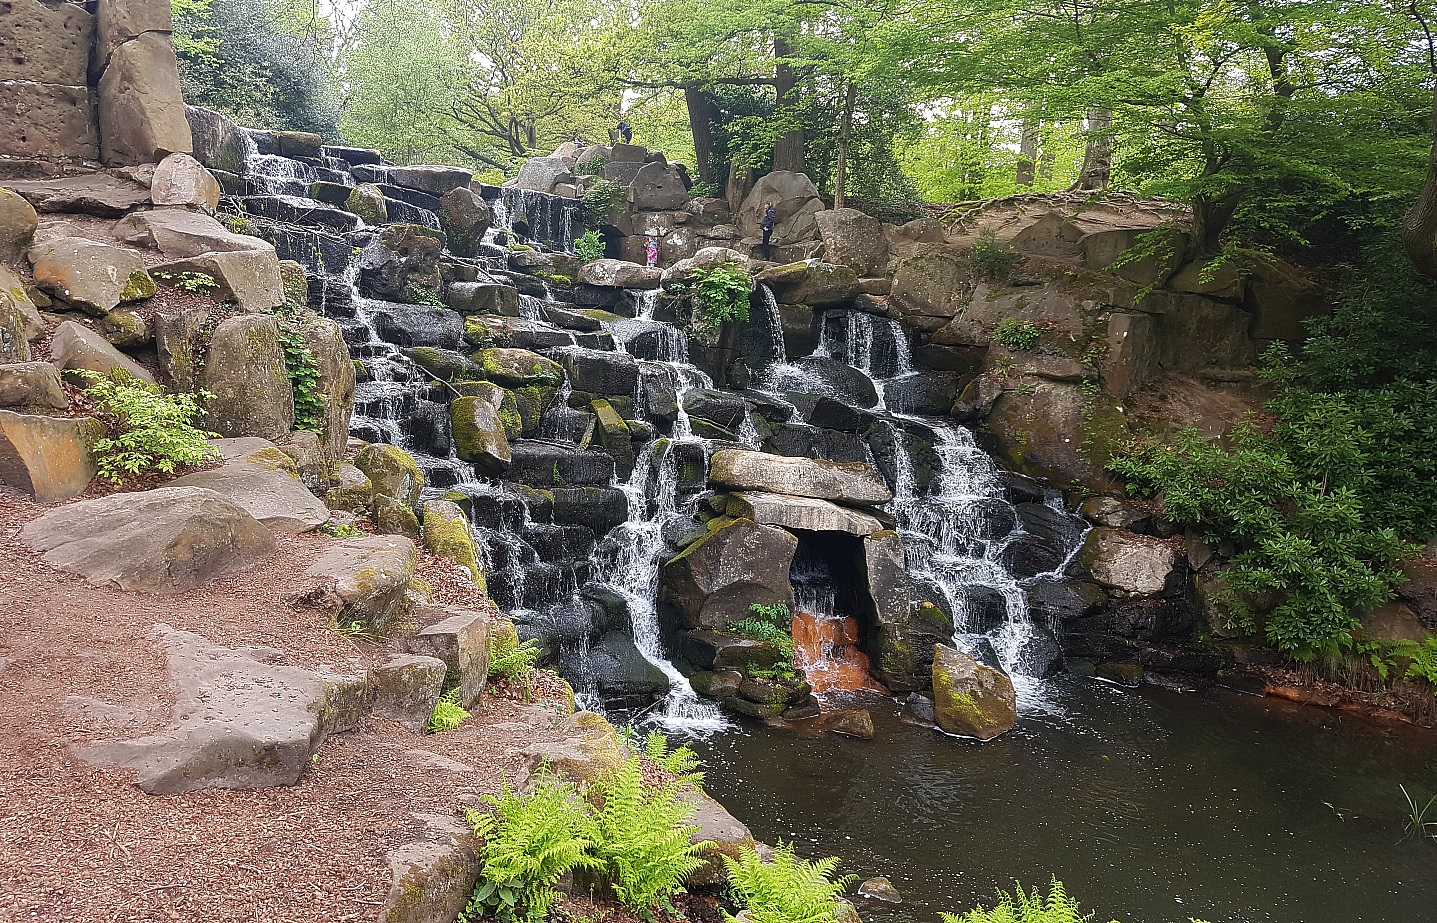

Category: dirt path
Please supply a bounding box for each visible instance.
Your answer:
[0,488,569,923]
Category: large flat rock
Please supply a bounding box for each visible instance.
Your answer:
[21,485,277,593]
[0,409,101,501]
[725,491,883,535]
[77,625,366,794]
[709,448,892,506]
[169,460,330,534]
[4,175,152,217]
[114,207,274,260]
[304,534,418,629]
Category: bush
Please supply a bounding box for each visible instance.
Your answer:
[940,878,1096,923]
[82,371,220,483]
[575,229,606,262]
[426,688,470,733]
[681,264,752,333]
[728,602,795,665]
[584,179,624,212]
[490,625,544,691]
[993,317,1043,351]
[588,757,712,912]
[722,842,855,923]
[969,227,1020,279]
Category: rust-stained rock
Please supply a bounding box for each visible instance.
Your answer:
[0,409,102,501]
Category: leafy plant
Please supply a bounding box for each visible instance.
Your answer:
[575,228,606,262]
[1400,785,1437,842]
[426,688,470,733]
[274,307,325,433]
[490,624,544,697]
[584,179,623,212]
[643,731,705,790]
[463,773,601,923]
[728,602,795,663]
[405,283,446,308]
[152,270,218,295]
[318,520,361,538]
[82,370,220,483]
[589,757,712,914]
[578,154,607,177]
[722,842,855,923]
[969,227,1020,280]
[679,264,751,333]
[993,317,1042,351]
[940,878,1101,923]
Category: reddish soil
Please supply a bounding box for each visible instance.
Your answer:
[0,488,572,923]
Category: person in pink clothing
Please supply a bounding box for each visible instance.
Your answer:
[645,235,659,267]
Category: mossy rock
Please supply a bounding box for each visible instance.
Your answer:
[931,644,1016,740]
[372,494,421,539]
[470,347,563,388]
[422,498,485,589]
[355,443,425,507]
[278,260,308,309]
[346,183,388,225]
[406,346,481,381]
[511,385,557,436]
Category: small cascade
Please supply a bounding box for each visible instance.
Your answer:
[497,187,580,252]
[757,285,787,364]
[790,555,887,696]
[248,154,319,197]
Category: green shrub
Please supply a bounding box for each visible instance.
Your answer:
[82,370,220,483]
[940,878,1098,923]
[969,227,1020,280]
[579,154,607,177]
[678,264,752,333]
[575,228,606,263]
[588,757,712,913]
[462,773,601,923]
[274,308,324,433]
[722,842,855,923]
[993,317,1042,351]
[426,688,470,733]
[152,270,217,295]
[583,179,623,212]
[643,731,705,789]
[728,602,795,664]
[490,625,544,698]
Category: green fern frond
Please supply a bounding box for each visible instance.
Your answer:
[590,757,712,910]
[723,842,855,923]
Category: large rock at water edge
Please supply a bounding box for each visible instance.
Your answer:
[77,625,365,793]
[709,449,891,506]
[97,32,194,166]
[28,238,155,316]
[661,518,797,631]
[21,486,277,592]
[303,534,418,630]
[438,187,492,258]
[815,208,889,276]
[725,491,882,536]
[0,410,102,501]
[150,153,221,212]
[355,443,425,507]
[577,259,663,290]
[737,172,825,245]
[1078,528,1178,596]
[169,459,330,534]
[450,395,513,475]
[931,644,1017,740]
[201,315,294,440]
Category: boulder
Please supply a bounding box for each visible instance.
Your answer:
[423,499,483,586]
[756,260,859,307]
[28,238,155,316]
[378,813,483,923]
[661,518,797,631]
[0,186,39,266]
[324,464,374,516]
[985,379,1126,490]
[589,630,671,699]
[21,486,277,592]
[512,157,574,194]
[150,153,221,212]
[1078,528,1178,596]
[709,449,892,505]
[346,183,388,225]
[153,305,206,391]
[0,78,99,161]
[474,347,564,389]
[184,105,249,175]
[409,607,491,708]
[438,187,492,258]
[860,530,942,692]
[1,268,42,361]
[0,362,67,409]
[297,314,356,461]
[388,165,473,196]
[1081,227,1186,288]
[737,172,825,245]
[450,395,513,475]
[114,208,274,259]
[931,644,1017,740]
[0,410,102,501]
[355,443,426,507]
[447,282,519,316]
[154,250,284,312]
[273,130,323,159]
[577,259,663,290]
[50,320,155,384]
[77,626,364,794]
[680,631,791,672]
[631,161,689,210]
[681,789,757,886]
[1,0,92,86]
[814,208,889,276]
[660,247,751,288]
[3,175,152,217]
[368,301,464,349]
[858,878,902,904]
[304,534,419,630]
[725,491,882,536]
[515,711,627,785]
[357,224,444,302]
[785,355,879,408]
[97,32,194,166]
[200,315,295,441]
[169,460,330,534]
[243,195,360,234]
[370,655,448,733]
[96,0,176,68]
[890,248,967,326]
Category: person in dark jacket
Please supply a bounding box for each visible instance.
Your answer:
[617,120,633,143]
[760,202,777,260]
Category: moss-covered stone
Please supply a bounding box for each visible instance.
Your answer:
[931,644,1016,740]
[470,347,564,388]
[450,396,512,475]
[355,443,425,507]
[278,260,308,310]
[511,385,557,436]
[119,271,157,303]
[373,494,421,539]
[346,183,388,225]
[324,464,373,514]
[406,346,481,381]
[422,498,485,589]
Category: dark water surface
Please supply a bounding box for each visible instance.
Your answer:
[689,678,1437,923]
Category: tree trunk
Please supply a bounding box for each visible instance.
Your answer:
[685,85,718,185]
[772,35,805,173]
[1016,119,1039,188]
[1072,108,1113,191]
[1404,91,1437,280]
[833,81,858,208]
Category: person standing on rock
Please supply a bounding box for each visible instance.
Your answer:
[760,202,777,260]
[646,234,659,267]
[618,120,633,144]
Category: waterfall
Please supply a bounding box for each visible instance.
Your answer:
[758,285,787,364]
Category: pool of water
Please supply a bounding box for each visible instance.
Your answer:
[688,678,1437,923]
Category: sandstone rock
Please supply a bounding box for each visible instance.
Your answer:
[98,32,194,166]
[150,153,221,212]
[1360,601,1428,644]
[369,655,448,733]
[826,709,876,739]
[661,519,797,631]
[96,0,176,67]
[512,157,574,194]
[201,315,294,440]
[1,0,91,85]
[1398,558,1437,629]
[860,530,941,693]
[22,486,277,591]
[304,534,418,630]
[1081,227,1186,288]
[1169,258,1244,301]
[372,493,421,539]
[115,208,274,259]
[324,464,374,515]
[422,499,484,586]
[890,248,966,326]
[726,491,882,536]
[78,625,364,793]
[169,460,330,534]
[184,106,248,175]
[389,165,473,196]
[378,813,481,923]
[154,249,284,312]
[1078,528,1177,596]
[931,644,1017,740]
[357,224,444,302]
[0,187,38,266]
[3,175,152,218]
[631,161,689,210]
[609,143,647,163]
[577,258,663,290]
[1079,496,1151,531]
[410,607,491,708]
[985,379,1126,490]
[660,247,751,288]
[756,260,859,307]
[681,789,756,886]
[474,347,564,388]
[153,305,207,391]
[1,268,42,361]
[0,362,67,409]
[355,443,426,507]
[0,410,101,500]
[297,314,356,461]
[50,320,155,384]
[737,172,825,245]
[28,238,155,315]
[515,712,627,786]
[709,448,891,506]
[273,130,322,159]
[438,187,491,257]
[815,208,889,276]
[344,183,388,225]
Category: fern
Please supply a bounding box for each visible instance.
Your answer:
[490,620,544,697]
[940,879,1109,923]
[644,731,706,790]
[462,773,601,923]
[723,842,856,923]
[589,757,713,912]
[426,688,470,734]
